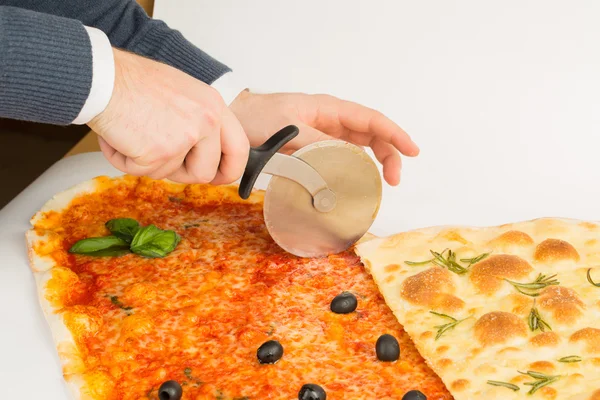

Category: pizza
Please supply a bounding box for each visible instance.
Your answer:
[355,218,600,400]
[26,175,451,400]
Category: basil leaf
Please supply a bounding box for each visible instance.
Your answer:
[130,225,181,258]
[84,247,132,257]
[69,235,130,256]
[105,218,140,243]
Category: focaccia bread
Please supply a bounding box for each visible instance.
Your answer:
[355,218,600,400]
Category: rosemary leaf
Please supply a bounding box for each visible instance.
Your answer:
[522,370,551,380]
[429,311,457,321]
[505,273,559,297]
[514,286,542,297]
[558,355,582,363]
[460,252,491,266]
[486,380,520,391]
[404,259,433,266]
[587,269,600,287]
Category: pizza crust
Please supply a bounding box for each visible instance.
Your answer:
[356,217,600,399]
[26,230,62,272]
[29,178,102,227]
[35,272,86,399]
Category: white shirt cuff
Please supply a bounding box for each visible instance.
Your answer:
[72,26,115,125]
[211,72,248,106]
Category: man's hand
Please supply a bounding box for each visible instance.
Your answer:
[229,91,420,186]
[89,49,249,185]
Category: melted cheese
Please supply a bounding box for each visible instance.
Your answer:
[356,218,600,400]
[28,176,450,400]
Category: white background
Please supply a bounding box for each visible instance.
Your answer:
[1,1,600,398]
[156,0,600,234]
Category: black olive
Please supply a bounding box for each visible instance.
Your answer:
[376,333,400,361]
[330,291,358,314]
[298,383,327,400]
[257,340,284,364]
[158,380,182,400]
[402,390,427,400]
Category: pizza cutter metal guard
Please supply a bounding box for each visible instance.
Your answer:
[238,125,382,258]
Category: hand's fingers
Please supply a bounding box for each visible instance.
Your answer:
[210,109,250,185]
[283,124,337,152]
[292,125,399,185]
[98,136,133,173]
[146,154,187,180]
[167,134,221,184]
[371,139,402,186]
[98,135,119,162]
[100,135,183,178]
[312,95,420,157]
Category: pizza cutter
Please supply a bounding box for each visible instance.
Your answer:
[238,125,382,258]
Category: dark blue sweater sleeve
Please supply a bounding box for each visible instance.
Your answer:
[0,1,230,125]
[0,6,93,125]
[1,0,231,85]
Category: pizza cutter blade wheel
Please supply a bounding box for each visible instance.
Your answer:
[238,125,382,258]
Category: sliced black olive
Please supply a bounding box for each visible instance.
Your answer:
[158,380,182,400]
[257,339,284,364]
[330,291,358,314]
[376,333,400,361]
[298,383,327,400]
[402,390,427,400]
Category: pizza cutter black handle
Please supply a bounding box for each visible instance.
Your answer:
[238,125,299,199]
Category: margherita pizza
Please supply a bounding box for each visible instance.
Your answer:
[26,175,451,400]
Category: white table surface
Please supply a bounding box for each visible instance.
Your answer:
[2,1,600,397]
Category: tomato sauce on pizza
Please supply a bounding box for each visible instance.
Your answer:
[28,176,451,399]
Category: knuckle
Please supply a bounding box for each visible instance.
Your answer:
[203,109,220,130]
[182,130,198,148]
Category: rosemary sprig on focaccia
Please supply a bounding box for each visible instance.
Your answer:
[429,311,471,340]
[487,371,562,394]
[518,370,561,395]
[527,300,552,332]
[405,249,490,275]
[504,273,559,297]
[486,380,520,391]
[558,355,582,363]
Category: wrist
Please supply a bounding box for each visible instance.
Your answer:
[88,48,126,131]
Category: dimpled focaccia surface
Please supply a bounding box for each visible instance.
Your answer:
[355,218,600,400]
